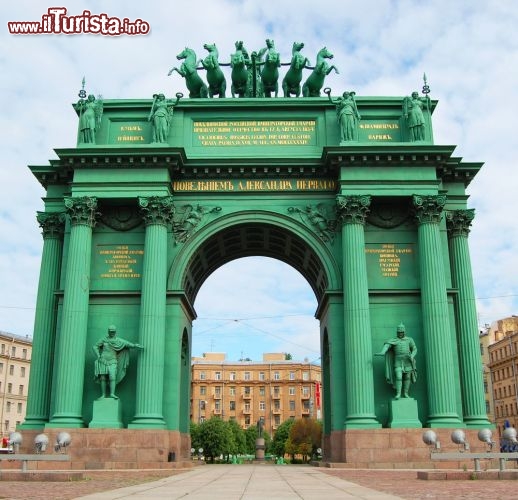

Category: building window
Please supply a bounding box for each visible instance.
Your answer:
[289,371,295,380]
[7,383,12,394]
[302,386,310,397]
[20,367,26,378]
[303,371,309,381]
[215,400,221,412]
[199,416,205,423]
[0,345,4,354]
[6,402,11,413]
[215,371,221,381]
[259,401,265,411]
[274,400,280,411]
[9,365,14,375]
[274,371,280,381]
[273,386,280,397]
[199,371,206,380]
[259,371,265,381]
[244,371,251,381]
[486,401,490,414]
[229,386,236,396]
[480,343,484,355]
[484,380,488,393]
[199,400,206,410]
[289,386,295,396]
[22,349,27,360]
[17,403,22,414]
[274,414,281,426]
[244,386,251,396]
[18,385,23,396]
[229,371,236,381]
[200,386,206,395]
[229,401,236,411]
[214,386,221,397]
[11,347,16,358]
[259,386,265,396]
[244,416,250,426]
[0,363,3,373]
[289,400,295,411]
[4,421,8,431]
[244,403,251,412]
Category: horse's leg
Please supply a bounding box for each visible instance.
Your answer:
[282,78,289,97]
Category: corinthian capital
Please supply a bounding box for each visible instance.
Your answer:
[412,195,446,225]
[64,197,99,227]
[336,195,371,225]
[138,196,175,226]
[36,212,66,239]
[446,209,475,238]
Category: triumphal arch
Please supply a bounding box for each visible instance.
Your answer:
[22,44,490,465]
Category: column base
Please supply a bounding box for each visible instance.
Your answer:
[389,398,422,428]
[344,414,381,429]
[19,417,47,430]
[89,398,123,428]
[46,415,85,429]
[464,416,494,428]
[426,413,464,428]
[128,414,166,429]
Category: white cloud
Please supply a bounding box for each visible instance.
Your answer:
[1,0,517,359]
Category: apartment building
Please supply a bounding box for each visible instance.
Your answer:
[0,331,32,435]
[191,352,322,434]
[485,316,518,435]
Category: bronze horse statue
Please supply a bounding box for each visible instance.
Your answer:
[230,41,250,98]
[259,39,281,98]
[302,47,339,97]
[282,42,310,97]
[200,43,227,98]
[168,47,208,98]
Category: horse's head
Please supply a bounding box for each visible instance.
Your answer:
[292,41,304,53]
[318,47,334,60]
[177,47,194,61]
[203,43,217,53]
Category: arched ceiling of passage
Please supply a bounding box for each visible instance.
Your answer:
[182,223,328,305]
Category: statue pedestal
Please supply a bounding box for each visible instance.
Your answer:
[388,398,422,428]
[255,437,265,460]
[89,398,123,428]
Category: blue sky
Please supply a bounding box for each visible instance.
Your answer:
[1,0,517,362]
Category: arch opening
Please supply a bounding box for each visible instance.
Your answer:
[182,222,330,307]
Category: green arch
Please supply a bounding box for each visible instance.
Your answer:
[167,210,342,306]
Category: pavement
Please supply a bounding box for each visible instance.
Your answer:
[76,464,402,499]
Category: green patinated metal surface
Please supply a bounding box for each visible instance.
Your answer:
[23,88,490,460]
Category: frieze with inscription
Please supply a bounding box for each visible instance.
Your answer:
[173,178,337,193]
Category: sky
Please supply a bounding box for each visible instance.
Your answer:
[1,0,517,363]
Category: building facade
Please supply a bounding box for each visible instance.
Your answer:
[0,331,32,436]
[485,316,518,435]
[191,353,321,435]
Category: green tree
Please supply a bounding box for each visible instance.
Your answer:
[288,418,322,462]
[198,417,232,463]
[271,419,295,457]
[227,418,246,458]
[189,422,201,454]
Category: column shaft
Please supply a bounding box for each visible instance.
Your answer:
[414,195,462,427]
[130,196,173,428]
[22,213,64,428]
[337,195,380,428]
[447,210,491,426]
[48,197,97,428]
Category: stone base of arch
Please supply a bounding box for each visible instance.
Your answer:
[322,429,496,469]
[14,429,193,470]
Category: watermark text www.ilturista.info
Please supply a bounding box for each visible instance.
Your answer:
[7,8,150,35]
